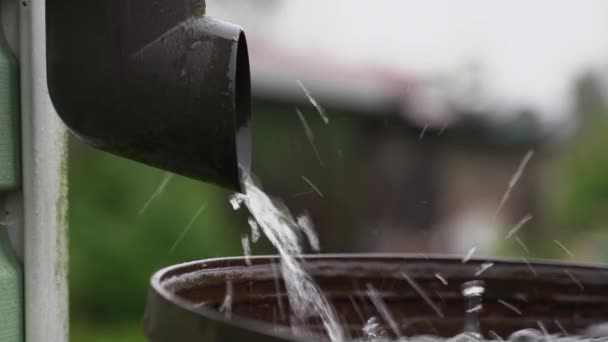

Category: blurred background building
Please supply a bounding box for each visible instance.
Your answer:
[69,1,608,340]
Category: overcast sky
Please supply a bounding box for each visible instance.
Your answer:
[208,0,608,126]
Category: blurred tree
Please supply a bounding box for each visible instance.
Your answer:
[548,74,608,261]
[69,141,245,323]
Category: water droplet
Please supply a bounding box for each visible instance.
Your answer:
[362,316,385,339]
[419,124,429,140]
[248,217,260,242]
[462,246,477,264]
[475,262,494,276]
[296,211,320,252]
[434,273,448,285]
[462,280,485,336]
[241,233,251,265]
[219,280,233,319]
[297,80,329,124]
[229,193,246,210]
[493,150,534,221]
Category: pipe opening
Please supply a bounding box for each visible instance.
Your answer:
[235,32,252,185]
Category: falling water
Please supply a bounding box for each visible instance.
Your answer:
[229,172,603,342]
[234,172,344,341]
[434,273,448,285]
[462,247,477,264]
[219,280,233,319]
[241,233,252,266]
[497,299,522,316]
[504,214,533,240]
[367,284,402,338]
[419,125,429,140]
[362,317,386,339]
[553,240,574,258]
[493,150,534,222]
[168,202,206,254]
[296,211,321,252]
[248,217,261,242]
[296,107,325,166]
[297,80,329,124]
[301,176,324,198]
[138,172,174,215]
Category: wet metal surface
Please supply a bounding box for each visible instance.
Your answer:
[46,0,251,191]
[145,255,608,341]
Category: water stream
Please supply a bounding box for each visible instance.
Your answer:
[233,172,344,341]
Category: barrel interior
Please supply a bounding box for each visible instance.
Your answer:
[155,256,608,340]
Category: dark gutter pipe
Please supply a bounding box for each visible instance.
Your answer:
[46,0,251,191]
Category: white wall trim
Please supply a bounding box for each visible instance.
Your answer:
[19,0,69,341]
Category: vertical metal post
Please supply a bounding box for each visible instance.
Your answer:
[20,0,69,341]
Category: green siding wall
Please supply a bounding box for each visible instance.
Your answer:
[0,17,23,342]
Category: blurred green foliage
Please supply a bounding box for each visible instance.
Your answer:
[68,103,361,340]
[547,76,608,261]
[552,119,608,236]
[69,142,244,338]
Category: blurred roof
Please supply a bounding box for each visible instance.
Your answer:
[208,0,608,134]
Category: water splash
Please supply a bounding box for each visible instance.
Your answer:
[297,211,321,252]
[229,193,246,210]
[248,217,261,243]
[508,328,543,342]
[138,172,173,215]
[224,170,603,342]
[362,317,386,339]
[297,80,329,124]
[219,280,233,319]
[271,261,286,321]
[168,202,206,254]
